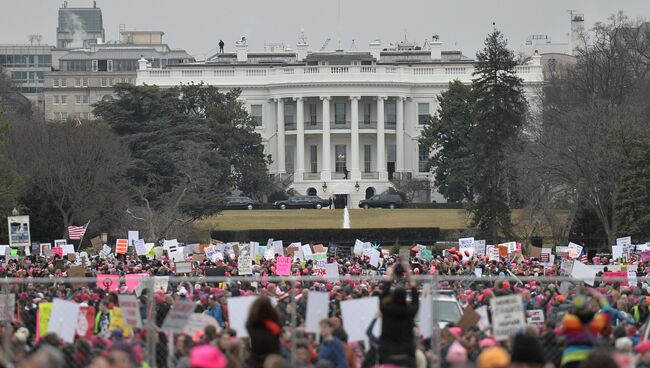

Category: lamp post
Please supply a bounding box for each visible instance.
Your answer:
[322,182,328,192]
[355,182,360,192]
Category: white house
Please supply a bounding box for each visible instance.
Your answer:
[137,36,543,208]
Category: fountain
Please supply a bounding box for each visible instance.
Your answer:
[343,206,351,229]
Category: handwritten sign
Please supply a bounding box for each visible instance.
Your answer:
[118,294,142,329]
[115,239,128,255]
[275,256,292,276]
[526,309,544,324]
[238,255,253,275]
[490,294,525,341]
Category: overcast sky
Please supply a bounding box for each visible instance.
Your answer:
[1,0,649,60]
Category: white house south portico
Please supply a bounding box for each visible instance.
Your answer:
[136,36,543,208]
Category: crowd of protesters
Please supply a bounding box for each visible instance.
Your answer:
[0,242,649,368]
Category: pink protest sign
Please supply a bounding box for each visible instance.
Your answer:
[275,256,292,276]
[125,273,148,291]
[52,247,63,257]
[96,274,120,292]
[603,272,628,286]
[642,251,650,262]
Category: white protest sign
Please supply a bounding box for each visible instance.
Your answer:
[153,276,169,292]
[128,231,139,246]
[305,292,330,333]
[476,305,490,331]
[175,261,192,274]
[272,240,284,255]
[459,237,474,258]
[488,246,499,261]
[48,299,80,343]
[63,244,75,255]
[238,255,253,275]
[490,294,525,341]
[163,239,179,254]
[0,294,15,321]
[325,263,340,282]
[571,260,596,286]
[54,239,66,247]
[617,236,632,247]
[474,268,483,278]
[629,271,638,285]
[526,309,545,324]
[354,239,364,256]
[568,242,583,258]
[134,239,147,256]
[100,244,112,258]
[612,246,624,260]
[227,296,257,338]
[162,300,196,333]
[118,294,142,329]
[301,244,313,257]
[417,284,434,339]
[474,240,486,257]
[184,313,219,337]
[340,297,380,342]
[501,242,517,254]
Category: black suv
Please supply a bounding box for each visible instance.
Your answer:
[359,194,403,209]
[273,195,329,210]
[225,196,260,210]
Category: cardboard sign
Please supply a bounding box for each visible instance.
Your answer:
[238,255,253,275]
[118,294,142,329]
[90,236,103,252]
[192,254,207,263]
[457,305,481,332]
[67,266,88,288]
[275,256,292,276]
[115,239,128,255]
[175,261,193,274]
[490,294,525,341]
[497,245,508,257]
[526,309,545,324]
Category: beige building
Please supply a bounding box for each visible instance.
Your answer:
[44,31,194,120]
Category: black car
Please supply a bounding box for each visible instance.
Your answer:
[359,194,403,209]
[225,196,260,210]
[273,195,329,210]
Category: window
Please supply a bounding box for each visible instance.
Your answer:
[107,60,113,72]
[60,95,67,105]
[386,102,396,124]
[60,79,67,88]
[83,95,89,104]
[285,145,295,174]
[364,144,372,172]
[53,79,59,88]
[418,103,430,125]
[310,145,318,173]
[284,104,296,128]
[92,60,98,72]
[82,78,88,87]
[74,112,81,119]
[53,112,60,120]
[419,144,430,172]
[76,95,82,104]
[53,95,60,105]
[61,112,68,120]
[335,103,346,124]
[100,78,107,87]
[97,60,108,72]
[363,103,372,124]
[309,103,317,125]
[387,144,396,163]
[335,145,347,173]
[108,78,114,86]
[75,78,81,87]
[250,104,263,126]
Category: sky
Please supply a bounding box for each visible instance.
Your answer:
[1,0,649,60]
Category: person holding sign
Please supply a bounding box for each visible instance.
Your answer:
[379,261,419,367]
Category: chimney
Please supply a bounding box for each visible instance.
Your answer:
[369,39,381,60]
[569,12,584,56]
[430,35,442,60]
[137,56,149,70]
[236,37,248,62]
[296,41,309,61]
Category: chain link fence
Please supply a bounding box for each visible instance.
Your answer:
[0,274,642,367]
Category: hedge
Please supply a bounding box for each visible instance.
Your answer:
[401,202,465,209]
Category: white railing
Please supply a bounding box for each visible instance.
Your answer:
[304,67,320,74]
[213,70,235,77]
[330,66,349,74]
[246,69,267,77]
[360,66,377,73]
[181,70,202,77]
[445,67,467,75]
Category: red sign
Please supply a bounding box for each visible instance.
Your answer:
[540,253,550,263]
[603,272,628,286]
[76,306,95,338]
[115,239,128,254]
[52,247,63,257]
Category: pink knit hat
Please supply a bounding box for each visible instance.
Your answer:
[446,341,468,365]
[189,345,227,368]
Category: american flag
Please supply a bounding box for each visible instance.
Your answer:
[68,221,89,240]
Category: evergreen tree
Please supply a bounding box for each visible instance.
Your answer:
[419,80,475,202]
[470,29,527,242]
[615,139,650,241]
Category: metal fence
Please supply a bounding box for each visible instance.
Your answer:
[0,274,641,368]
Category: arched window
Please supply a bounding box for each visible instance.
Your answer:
[365,187,375,199]
[307,187,317,196]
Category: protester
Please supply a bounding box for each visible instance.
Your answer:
[245,297,282,368]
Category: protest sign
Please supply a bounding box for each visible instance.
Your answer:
[100,244,112,258]
[153,276,169,292]
[161,300,196,333]
[301,244,313,257]
[305,291,330,333]
[36,302,52,340]
[90,237,102,252]
[459,237,474,258]
[603,272,629,286]
[51,247,63,257]
[227,296,257,338]
[125,273,147,292]
[0,294,15,321]
[490,294,525,341]
[175,261,192,274]
[185,314,219,337]
[629,271,637,286]
[48,299,80,343]
[526,310,545,324]
[275,256,292,276]
[40,243,52,257]
[568,242,583,258]
[96,274,119,292]
[313,244,325,253]
[67,266,88,288]
[474,268,483,278]
[340,297,380,342]
[118,294,142,329]
[238,255,253,275]
[311,253,327,269]
[75,306,95,338]
[457,305,481,332]
[272,240,284,255]
[476,305,490,331]
[617,236,632,247]
[109,307,133,337]
[134,240,147,256]
[325,263,339,282]
[571,260,596,286]
[612,246,624,260]
[115,239,128,255]
[419,248,433,261]
[354,239,364,256]
[474,240,486,257]
[128,231,139,246]
[488,247,500,261]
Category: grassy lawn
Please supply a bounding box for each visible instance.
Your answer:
[196,209,471,231]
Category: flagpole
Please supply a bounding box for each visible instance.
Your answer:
[75,221,90,253]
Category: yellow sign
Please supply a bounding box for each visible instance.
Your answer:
[109,307,132,336]
[38,302,53,339]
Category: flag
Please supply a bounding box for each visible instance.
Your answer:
[68,221,89,240]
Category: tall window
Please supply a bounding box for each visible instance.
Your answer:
[100,78,107,87]
[364,144,372,172]
[75,95,82,104]
[310,145,318,173]
[285,146,295,174]
[284,104,296,127]
[419,144,430,172]
[335,103,346,124]
[363,103,372,125]
[83,95,89,104]
[82,78,88,87]
[60,95,67,105]
[53,79,59,88]
[335,145,347,173]
[60,79,67,88]
[74,78,81,87]
[309,103,317,125]
[386,102,396,124]
[418,103,430,125]
[250,104,263,126]
[53,95,60,105]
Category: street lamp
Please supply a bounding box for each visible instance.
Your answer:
[322,182,328,192]
[355,182,360,191]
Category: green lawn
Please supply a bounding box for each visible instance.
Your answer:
[196,209,470,231]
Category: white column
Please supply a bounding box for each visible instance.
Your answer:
[276,98,285,173]
[377,96,387,179]
[396,96,405,172]
[350,96,360,180]
[295,97,305,177]
[321,96,331,181]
